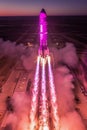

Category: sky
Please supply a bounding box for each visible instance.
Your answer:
[0,0,87,16]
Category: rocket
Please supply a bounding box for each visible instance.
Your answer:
[40,8,47,48]
[38,8,49,57]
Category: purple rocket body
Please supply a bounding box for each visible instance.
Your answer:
[39,8,49,57]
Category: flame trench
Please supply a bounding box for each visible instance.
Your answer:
[29,56,40,130]
[38,58,49,130]
[47,56,59,130]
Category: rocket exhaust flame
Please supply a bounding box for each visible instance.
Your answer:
[29,43,59,129]
[2,9,85,130]
[29,56,40,130]
[38,57,49,130]
[29,9,59,130]
[47,56,60,130]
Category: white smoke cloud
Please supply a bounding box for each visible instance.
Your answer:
[54,65,75,117]
[3,92,31,130]
[54,63,86,129]
[60,111,86,130]
[0,38,86,129]
[51,43,79,68]
[12,92,30,130]
[20,47,37,71]
[0,38,33,129]
[0,38,26,58]
[0,38,38,71]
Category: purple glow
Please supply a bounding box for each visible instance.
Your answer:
[39,9,47,48]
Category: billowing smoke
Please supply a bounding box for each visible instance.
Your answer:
[53,43,86,129]
[54,65,86,130]
[0,38,26,58]
[60,111,86,130]
[54,66,74,117]
[51,43,79,68]
[3,93,31,130]
[0,38,35,129]
[0,38,38,71]
[20,47,37,71]
[0,38,86,130]
[12,92,30,130]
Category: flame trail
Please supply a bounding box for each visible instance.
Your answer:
[38,58,49,130]
[29,56,40,130]
[47,56,59,130]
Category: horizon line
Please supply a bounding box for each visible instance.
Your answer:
[0,14,87,17]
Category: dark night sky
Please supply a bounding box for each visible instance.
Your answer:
[0,0,87,16]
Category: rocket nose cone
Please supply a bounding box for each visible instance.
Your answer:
[40,8,46,14]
